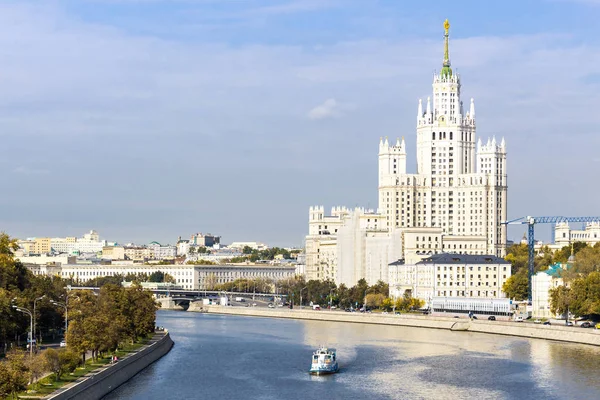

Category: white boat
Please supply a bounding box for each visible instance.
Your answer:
[309,347,338,375]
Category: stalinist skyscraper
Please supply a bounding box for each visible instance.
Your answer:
[307,20,508,285]
[378,19,507,256]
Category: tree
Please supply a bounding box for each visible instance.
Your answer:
[369,280,389,296]
[26,352,47,388]
[242,246,253,255]
[0,349,28,398]
[43,348,79,381]
[549,285,571,318]
[381,297,393,311]
[502,268,528,301]
[365,293,385,309]
[574,246,600,275]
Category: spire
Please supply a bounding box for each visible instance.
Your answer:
[418,99,423,117]
[470,98,475,119]
[426,97,431,115]
[477,138,482,150]
[441,19,452,79]
[384,136,389,147]
[401,136,406,152]
[395,137,401,147]
[500,137,506,149]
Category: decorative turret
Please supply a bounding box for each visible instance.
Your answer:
[469,98,475,119]
[418,99,423,117]
[440,19,452,79]
[426,97,431,115]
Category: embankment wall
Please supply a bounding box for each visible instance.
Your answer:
[46,331,174,400]
[200,306,600,346]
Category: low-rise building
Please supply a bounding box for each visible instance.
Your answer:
[102,246,125,260]
[196,264,296,289]
[190,233,221,248]
[389,253,511,306]
[16,254,76,266]
[59,264,199,290]
[148,242,177,260]
[531,262,571,318]
[124,246,153,261]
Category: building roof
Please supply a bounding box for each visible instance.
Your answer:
[415,253,509,265]
[388,259,406,266]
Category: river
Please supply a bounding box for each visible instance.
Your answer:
[105,310,600,400]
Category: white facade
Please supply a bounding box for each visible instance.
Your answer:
[60,264,200,290]
[148,242,177,259]
[554,222,600,248]
[196,264,296,289]
[388,254,511,305]
[378,21,507,256]
[305,21,508,287]
[49,230,106,254]
[531,262,569,318]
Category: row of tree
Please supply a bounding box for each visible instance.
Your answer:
[212,275,423,311]
[1,233,159,397]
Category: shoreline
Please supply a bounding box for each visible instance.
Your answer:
[45,331,173,400]
[196,305,600,347]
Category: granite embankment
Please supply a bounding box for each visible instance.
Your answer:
[197,306,600,346]
[45,331,174,400]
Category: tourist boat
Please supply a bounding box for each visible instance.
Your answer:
[309,347,339,375]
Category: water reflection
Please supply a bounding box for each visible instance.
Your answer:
[105,311,600,400]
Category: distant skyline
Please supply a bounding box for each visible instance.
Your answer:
[1,0,599,247]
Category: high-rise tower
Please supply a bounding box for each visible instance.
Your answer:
[378,19,507,256]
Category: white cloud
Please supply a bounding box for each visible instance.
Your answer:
[308,98,342,120]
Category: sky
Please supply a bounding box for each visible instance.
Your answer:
[1,0,599,247]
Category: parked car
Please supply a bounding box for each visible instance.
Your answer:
[488,316,496,321]
[514,316,524,322]
[543,321,551,326]
[565,321,574,326]
[268,303,274,308]
[60,341,66,347]
[534,319,542,324]
[312,304,321,310]
[580,321,592,328]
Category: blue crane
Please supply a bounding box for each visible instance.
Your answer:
[503,216,600,302]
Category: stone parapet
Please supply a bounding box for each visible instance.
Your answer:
[203,306,600,346]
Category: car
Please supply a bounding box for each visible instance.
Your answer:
[565,321,574,326]
[534,319,542,324]
[543,321,551,326]
[268,303,274,308]
[514,316,524,322]
[471,315,478,320]
[580,321,592,328]
[488,316,496,321]
[453,316,460,319]
[252,303,257,307]
[277,303,284,307]
[60,341,66,347]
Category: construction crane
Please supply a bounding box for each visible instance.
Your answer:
[503,216,600,303]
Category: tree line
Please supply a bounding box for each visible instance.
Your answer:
[212,275,423,311]
[0,233,158,398]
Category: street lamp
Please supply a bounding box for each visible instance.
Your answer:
[13,305,33,359]
[51,300,68,347]
[300,286,307,309]
[34,295,46,345]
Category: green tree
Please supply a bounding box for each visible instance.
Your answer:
[365,293,385,309]
[502,268,529,301]
[242,246,253,255]
[549,285,571,317]
[43,348,79,381]
[0,349,28,398]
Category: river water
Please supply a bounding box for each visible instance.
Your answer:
[105,310,600,400]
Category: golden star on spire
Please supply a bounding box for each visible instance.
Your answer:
[444,19,450,34]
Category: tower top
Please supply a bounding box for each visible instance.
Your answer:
[441,19,452,79]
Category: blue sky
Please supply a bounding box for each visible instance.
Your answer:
[1,0,599,246]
